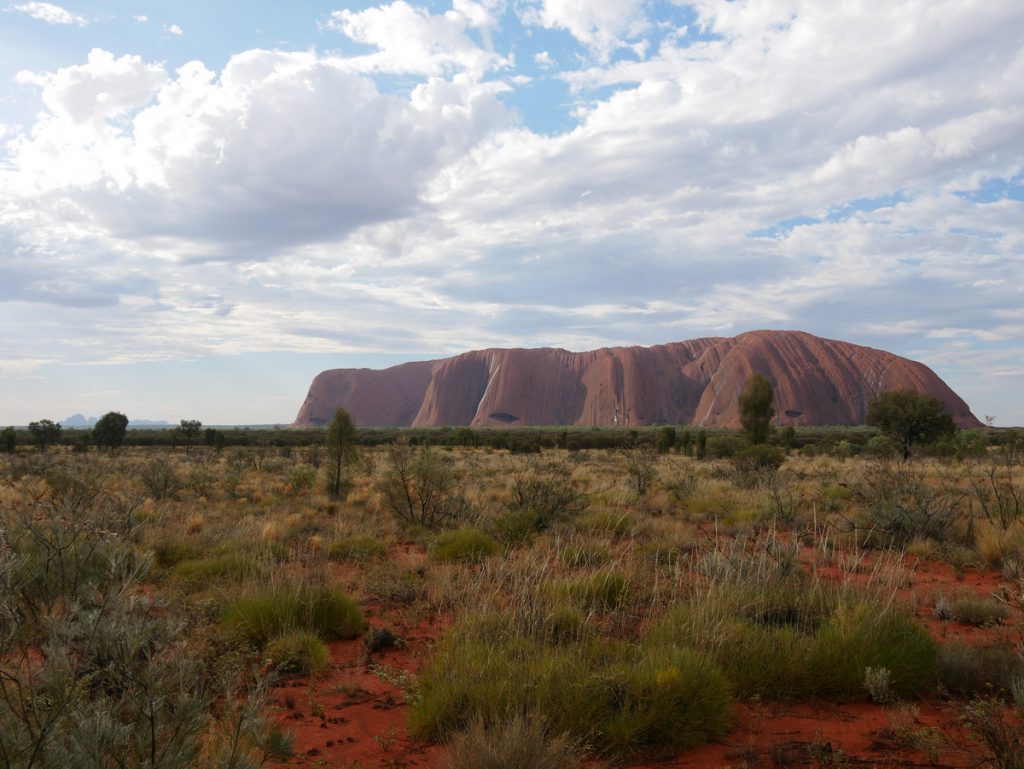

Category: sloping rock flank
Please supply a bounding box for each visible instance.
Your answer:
[292,330,981,429]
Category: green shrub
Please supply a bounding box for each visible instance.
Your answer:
[494,507,543,545]
[221,583,364,646]
[652,594,938,700]
[651,604,816,698]
[265,630,331,677]
[413,615,732,758]
[186,467,218,496]
[706,435,744,459]
[506,460,587,531]
[378,442,469,528]
[288,464,318,492]
[853,461,965,544]
[136,458,180,500]
[326,535,388,562]
[864,435,899,458]
[732,444,785,473]
[0,504,283,769]
[808,602,939,698]
[430,528,500,563]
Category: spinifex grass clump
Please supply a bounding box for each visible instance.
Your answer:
[171,551,268,587]
[430,527,500,563]
[546,569,629,611]
[412,611,732,759]
[265,630,331,677]
[577,509,638,538]
[558,541,612,569]
[652,545,939,699]
[441,714,582,769]
[808,601,939,697]
[221,582,364,646]
[326,534,388,562]
[949,595,1012,626]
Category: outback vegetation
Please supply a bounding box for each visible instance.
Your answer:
[2,399,1024,768]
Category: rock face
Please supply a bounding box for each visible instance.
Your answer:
[292,330,981,429]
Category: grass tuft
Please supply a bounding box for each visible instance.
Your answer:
[441,715,582,769]
[430,528,500,563]
[265,630,331,677]
[221,583,364,646]
[413,612,732,759]
[326,535,388,562]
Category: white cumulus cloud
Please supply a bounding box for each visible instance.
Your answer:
[519,0,648,61]
[9,1,85,25]
[326,0,511,76]
[1,0,1023,424]
[15,49,167,123]
[3,48,513,259]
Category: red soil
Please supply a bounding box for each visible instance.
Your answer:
[267,554,1019,769]
[266,614,445,769]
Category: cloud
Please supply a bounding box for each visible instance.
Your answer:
[3,48,513,259]
[534,50,554,69]
[519,0,648,61]
[164,23,183,35]
[15,49,167,123]
[2,0,1023,424]
[9,1,85,25]
[325,0,511,76]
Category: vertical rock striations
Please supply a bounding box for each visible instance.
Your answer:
[291,330,981,428]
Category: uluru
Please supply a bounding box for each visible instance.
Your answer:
[292,330,981,429]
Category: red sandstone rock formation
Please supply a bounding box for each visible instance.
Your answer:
[292,330,981,428]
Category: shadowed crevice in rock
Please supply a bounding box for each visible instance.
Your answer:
[292,330,981,429]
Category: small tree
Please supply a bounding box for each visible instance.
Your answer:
[657,426,677,454]
[324,408,359,500]
[177,419,202,455]
[28,419,62,451]
[93,411,129,453]
[378,440,465,528]
[866,390,956,460]
[679,428,693,456]
[1,426,15,453]
[624,445,659,495]
[739,373,775,445]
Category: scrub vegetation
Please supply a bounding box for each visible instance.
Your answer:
[1,414,1022,767]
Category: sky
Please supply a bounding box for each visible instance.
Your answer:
[0,0,1022,426]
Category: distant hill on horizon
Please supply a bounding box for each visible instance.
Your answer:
[292,330,981,430]
[62,414,172,429]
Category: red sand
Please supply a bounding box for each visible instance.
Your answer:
[267,554,1017,769]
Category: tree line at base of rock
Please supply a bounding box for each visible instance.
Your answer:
[2,386,1006,459]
